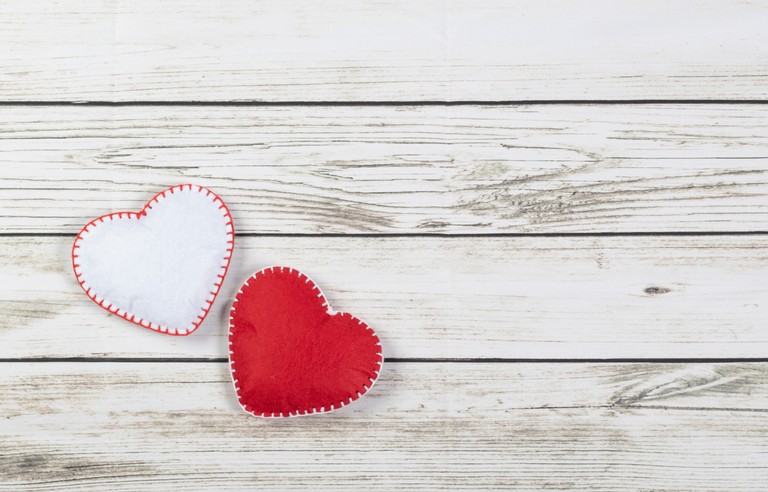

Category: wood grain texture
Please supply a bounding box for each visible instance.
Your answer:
[2,104,767,234]
[3,0,765,486]
[4,235,767,359]
[2,0,768,101]
[2,361,768,490]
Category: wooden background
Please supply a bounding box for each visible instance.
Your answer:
[2,1,768,489]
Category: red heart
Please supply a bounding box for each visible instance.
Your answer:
[228,266,383,417]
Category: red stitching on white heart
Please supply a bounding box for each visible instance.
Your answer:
[228,266,383,418]
[71,184,235,336]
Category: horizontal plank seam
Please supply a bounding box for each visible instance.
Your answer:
[4,232,768,239]
[3,100,768,107]
[3,358,768,363]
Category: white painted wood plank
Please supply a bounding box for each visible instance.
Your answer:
[1,104,767,234]
[3,235,767,359]
[2,0,768,101]
[2,362,768,490]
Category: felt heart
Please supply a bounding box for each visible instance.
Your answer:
[229,267,383,417]
[72,184,234,336]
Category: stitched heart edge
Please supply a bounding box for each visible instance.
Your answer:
[228,266,383,418]
[71,184,235,336]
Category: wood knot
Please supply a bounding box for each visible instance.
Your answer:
[644,286,671,295]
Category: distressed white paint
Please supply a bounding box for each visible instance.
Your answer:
[1,0,768,101]
[2,0,766,487]
[2,235,767,359]
[2,362,768,490]
[0,105,766,234]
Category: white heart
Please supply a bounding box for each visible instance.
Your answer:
[72,184,234,335]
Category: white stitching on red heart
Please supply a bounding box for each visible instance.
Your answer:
[228,266,383,418]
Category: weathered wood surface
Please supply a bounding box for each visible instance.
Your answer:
[4,0,767,486]
[2,0,768,102]
[1,104,767,234]
[3,235,767,359]
[2,362,768,490]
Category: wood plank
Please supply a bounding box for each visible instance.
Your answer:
[3,235,768,359]
[2,361,768,490]
[1,104,767,234]
[2,1,768,101]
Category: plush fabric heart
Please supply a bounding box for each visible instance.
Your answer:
[229,267,383,417]
[72,184,234,336]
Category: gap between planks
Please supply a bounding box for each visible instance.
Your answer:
[3,100,768,106]
[3,231,768,238]
[4,358,768,363]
